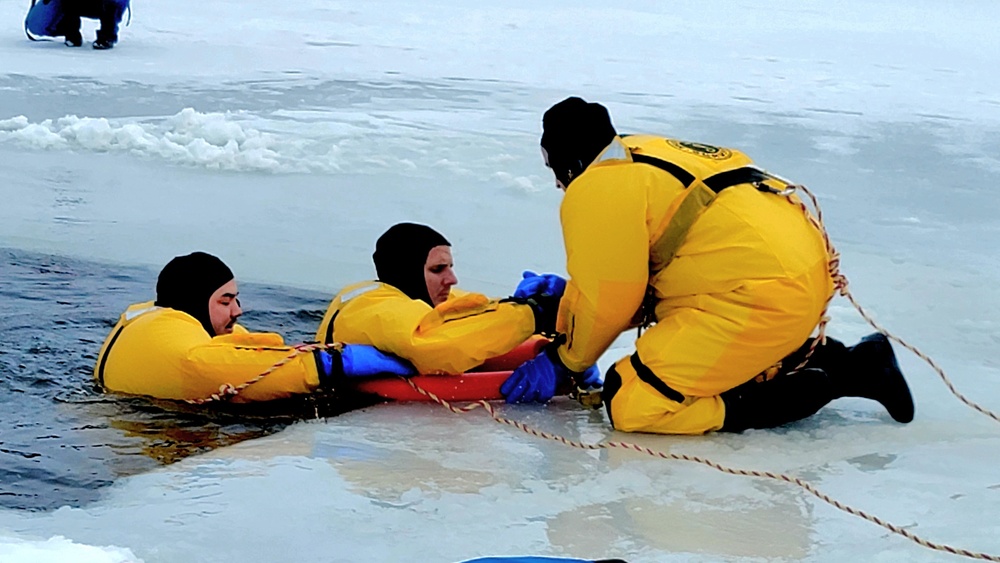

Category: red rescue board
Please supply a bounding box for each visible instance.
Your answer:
[352,336,548,402]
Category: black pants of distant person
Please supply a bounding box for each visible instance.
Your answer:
[59,0,128,44]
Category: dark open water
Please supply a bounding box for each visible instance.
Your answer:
[0,248,375,512]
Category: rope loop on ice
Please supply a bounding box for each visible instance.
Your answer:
[775,180,1000,424]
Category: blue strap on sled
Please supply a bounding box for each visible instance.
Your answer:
[25,0,131,42]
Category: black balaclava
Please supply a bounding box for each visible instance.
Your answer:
[540,96,618,188]
[155,251,235,336]
[373,223,450,306]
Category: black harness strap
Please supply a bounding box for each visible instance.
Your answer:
[630,153,695,188]
[630,352,685,403]
[323,310,340,345]
[632,151,774,195]
[703,166,774,193]
[96,325,125,387]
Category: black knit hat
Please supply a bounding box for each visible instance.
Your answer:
[540,96,618,187]
[155,251,234,336]
[373,223,450,306]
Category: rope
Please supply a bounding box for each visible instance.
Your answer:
[396,377,998,561]
[183,342,340,405]
[778,181,1000,424]
[787,183,842,369]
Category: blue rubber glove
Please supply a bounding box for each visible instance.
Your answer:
[321,345,416,379]
[501,345,604,403]
[579,364,603,389]
[501,349,562,404]
[507,270,566,335]
[513,270,567,300]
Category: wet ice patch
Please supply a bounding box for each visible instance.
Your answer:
[812,134,860,156]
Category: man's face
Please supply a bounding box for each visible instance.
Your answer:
[424,245,458,307]
[208,279,242,336]
[542,147,569,192]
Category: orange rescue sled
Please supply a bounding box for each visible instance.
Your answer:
[352,337,548,402]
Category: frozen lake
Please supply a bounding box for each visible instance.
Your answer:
[1,0,999,561]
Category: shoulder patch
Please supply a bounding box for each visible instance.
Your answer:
[667,139,733,160]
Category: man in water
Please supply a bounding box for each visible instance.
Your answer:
[316,222,599,400]
[508,96,914,434]
[95,251,414,403]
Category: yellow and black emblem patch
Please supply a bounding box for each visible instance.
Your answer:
[666,139,733,160]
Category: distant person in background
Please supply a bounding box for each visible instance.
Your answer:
[509,96,914,434]
[25,0,131,50]
[315,222,600,401]
[96,251,415,403]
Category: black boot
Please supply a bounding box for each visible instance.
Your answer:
[64,30,83,47]
[782,333,914,423]
[93,36,116,50]
[839,333,914,423]
[720,368,837,432]
[93,29,117,50]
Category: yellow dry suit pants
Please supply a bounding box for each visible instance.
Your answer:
[606,262,831,435]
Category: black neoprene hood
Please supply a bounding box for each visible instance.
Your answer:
[373,223,450,306]
[155,251,234,336]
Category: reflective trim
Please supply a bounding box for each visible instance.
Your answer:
[124,305,159,322]
[593,137,629,164]
[340,283,379,304]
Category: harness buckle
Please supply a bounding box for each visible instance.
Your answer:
[572,386,604,409]
[755,182,797,197]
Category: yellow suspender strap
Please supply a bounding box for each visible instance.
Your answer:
[632,152,784,274]
[650,182,717,272]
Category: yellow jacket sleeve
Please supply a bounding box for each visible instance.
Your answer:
[183,331,321,403]
[556,165,651,372]
[324,284,536,375]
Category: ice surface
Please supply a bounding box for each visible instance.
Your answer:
[1,0,998,561]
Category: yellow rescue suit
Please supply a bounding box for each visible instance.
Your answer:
[95,301,321,402]
[315,282,536,375]
[556,136,833,435]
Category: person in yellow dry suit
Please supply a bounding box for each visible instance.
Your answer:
[505,96,914,434]
[95,251,415,403]
[315,222,599,396]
